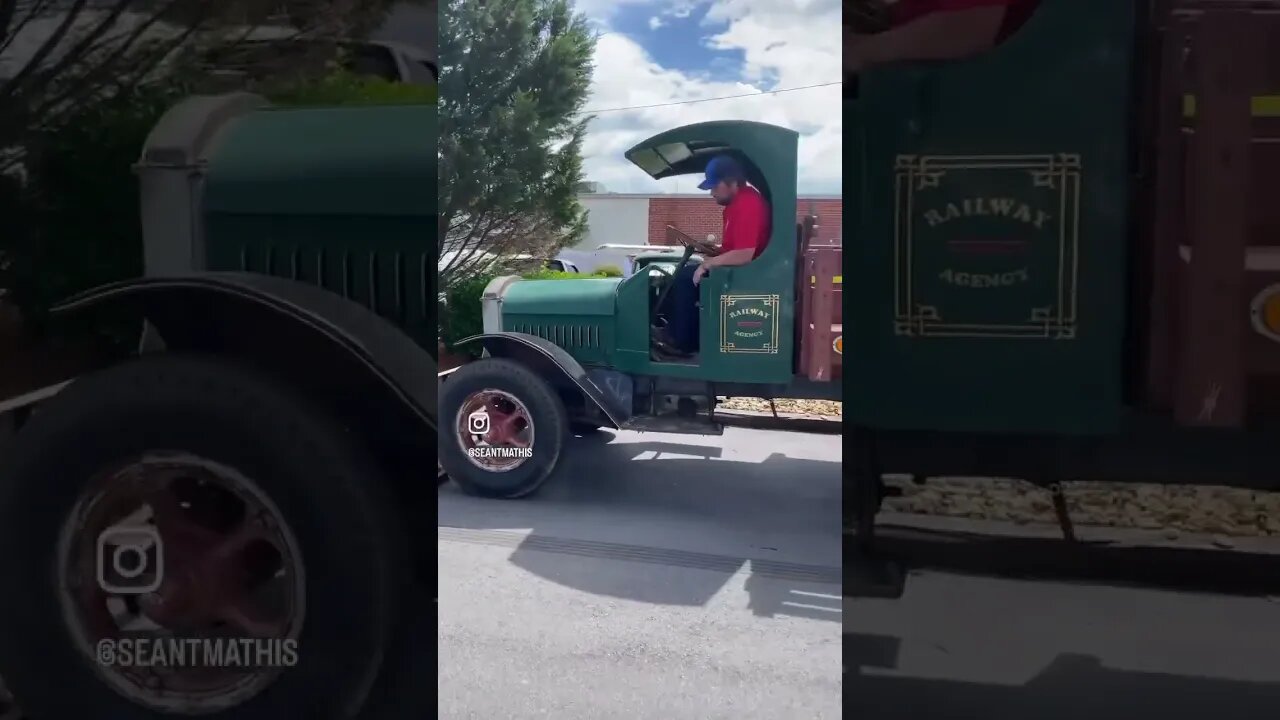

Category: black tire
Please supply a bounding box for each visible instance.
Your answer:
[438,357,569,498]
[351,578,433,720]
[0,355,408,720]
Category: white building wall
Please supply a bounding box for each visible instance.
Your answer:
[575,195,650,251]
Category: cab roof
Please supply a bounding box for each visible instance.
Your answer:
[623,120,799,200]
[624,120,800,266]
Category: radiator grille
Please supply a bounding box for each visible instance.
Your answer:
[230,243,433,343]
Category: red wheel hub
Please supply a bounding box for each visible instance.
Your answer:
[456,389,536,471]
[59,454,303,710]
[138,486,282,636]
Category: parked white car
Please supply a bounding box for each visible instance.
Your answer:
[558,244,686,276]
[352,39,437,85]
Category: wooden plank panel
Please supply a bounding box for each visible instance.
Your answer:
[798,254,814,372]
[804,248,838,382]
[1173,12,1263,426]
[1144,17,1192,409]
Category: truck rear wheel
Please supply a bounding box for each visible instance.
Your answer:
[0,355,408,719]
[439,357,569,498]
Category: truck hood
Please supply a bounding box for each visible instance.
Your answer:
[501,277,620,316]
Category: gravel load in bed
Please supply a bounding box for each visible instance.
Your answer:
[717,397,842,418]
[883,476,1280,538]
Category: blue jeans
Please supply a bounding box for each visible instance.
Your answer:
[667,263,701,353]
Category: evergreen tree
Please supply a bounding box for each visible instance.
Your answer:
[437,0,596,286]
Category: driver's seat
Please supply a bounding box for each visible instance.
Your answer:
[650,225,706,361]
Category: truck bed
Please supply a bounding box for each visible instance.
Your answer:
[1137,1,1280,426]
[798,245,842,382]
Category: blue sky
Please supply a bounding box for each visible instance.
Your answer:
[573,0,841,195]
[609,3,748,85]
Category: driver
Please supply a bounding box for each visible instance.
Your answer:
[656,154,771,356]
[846,0,1039,75]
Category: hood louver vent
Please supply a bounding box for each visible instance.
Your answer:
[509,322,601,348]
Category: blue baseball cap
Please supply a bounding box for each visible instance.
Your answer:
[697,154,744,191]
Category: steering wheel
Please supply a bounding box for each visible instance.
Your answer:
[666,225,722,257]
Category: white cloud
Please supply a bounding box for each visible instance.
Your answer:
[577,0,841,195]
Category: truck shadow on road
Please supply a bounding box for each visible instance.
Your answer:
[844,526,1280,718]
[845,635,1280,720]
[438,431,842,623]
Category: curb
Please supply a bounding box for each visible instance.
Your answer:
[713,409,842,434]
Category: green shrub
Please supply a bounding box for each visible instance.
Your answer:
[441,272,496,357]
[524,269,583,280]
[0,83,183,346]
[269,70,437,107]
[595,264,623,277]
[522,269,611,280]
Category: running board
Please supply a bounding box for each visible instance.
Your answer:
[621,413,724,435]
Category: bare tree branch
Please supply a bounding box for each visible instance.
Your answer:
[0,0,92,105]
[0,0,55,56]
[26,0,182,114]
[1,0,402,152]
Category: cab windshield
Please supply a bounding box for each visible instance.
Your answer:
[645,261,678,276]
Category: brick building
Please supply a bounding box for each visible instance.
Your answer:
[576,193,842,252]
[646,195,842,247]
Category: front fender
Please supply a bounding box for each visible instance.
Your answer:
[455,332,629,427]
[54,272,436,430]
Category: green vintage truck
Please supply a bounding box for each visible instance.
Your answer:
[437,120,844,498]
[845,0,1280,550]
[0,95,434,719]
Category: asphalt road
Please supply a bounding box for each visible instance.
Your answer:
[846,525,1280,720]
[437,426,843,719]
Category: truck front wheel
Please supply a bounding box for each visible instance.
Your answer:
[439,357,570,498]
[0,355,409,719]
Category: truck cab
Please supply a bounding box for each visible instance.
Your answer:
[847,0,1137,434]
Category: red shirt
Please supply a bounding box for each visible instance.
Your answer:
[891,0,1038,42]
[721,185,770,259]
